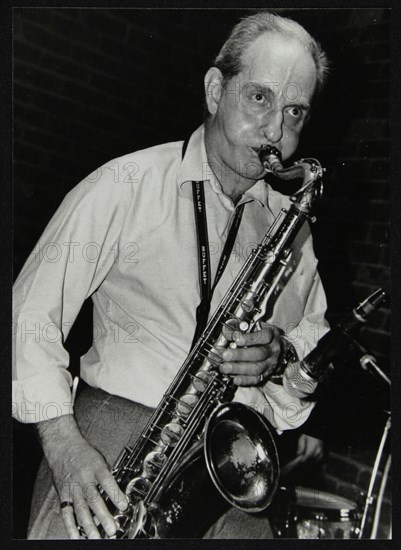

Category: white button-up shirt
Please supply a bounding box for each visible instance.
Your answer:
[13,125,329,431]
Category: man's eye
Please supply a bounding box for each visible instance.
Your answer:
[253,92,265,103]
[286,106,303,119]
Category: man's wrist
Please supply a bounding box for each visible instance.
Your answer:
[280,335,299,368]
[36,414,83,464]
[269,335,299,384]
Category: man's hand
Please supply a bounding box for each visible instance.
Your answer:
[36,414,129,539]
[296,433,324,463]
[219,322,283,386]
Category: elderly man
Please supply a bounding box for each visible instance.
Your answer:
[13,11,329,539]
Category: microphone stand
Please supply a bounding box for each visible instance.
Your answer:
[353,349,391,539]
[359,354,391,386]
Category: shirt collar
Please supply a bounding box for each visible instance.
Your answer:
[177,124,270,209]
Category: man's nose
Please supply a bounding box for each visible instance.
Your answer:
[262,110,283,143]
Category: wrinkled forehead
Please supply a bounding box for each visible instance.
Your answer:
[238,33,317,100]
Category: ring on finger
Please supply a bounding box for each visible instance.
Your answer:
[259,373,264,384]
[60,500,74,510]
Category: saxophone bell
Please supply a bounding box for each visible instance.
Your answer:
[204,402,279,512]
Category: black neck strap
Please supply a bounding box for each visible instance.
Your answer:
[181,138,244,347]
[191,181,244,347]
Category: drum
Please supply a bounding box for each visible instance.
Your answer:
[290,486,360,539]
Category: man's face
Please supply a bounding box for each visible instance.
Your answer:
[206,33,317,188]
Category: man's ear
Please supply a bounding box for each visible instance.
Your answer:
[204,67,224,116]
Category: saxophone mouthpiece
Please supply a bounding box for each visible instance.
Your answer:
[258,145,283,173]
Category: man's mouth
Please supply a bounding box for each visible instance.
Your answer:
[251,146,266,158]
[250,146,270,166]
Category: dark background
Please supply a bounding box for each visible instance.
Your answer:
[12,8,391,538]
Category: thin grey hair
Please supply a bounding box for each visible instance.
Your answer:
[214,11,329,94]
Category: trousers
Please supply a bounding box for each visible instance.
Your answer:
[27,382,273,539]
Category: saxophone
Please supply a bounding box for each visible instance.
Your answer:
[92,146,324,539]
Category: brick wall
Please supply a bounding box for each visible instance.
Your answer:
[12,8,391,538]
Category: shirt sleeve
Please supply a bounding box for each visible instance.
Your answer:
[235,223,329,432]
[235,383,315,432]
[12,164,135,423]
[285,234,329,361]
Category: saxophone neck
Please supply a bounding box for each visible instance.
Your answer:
[289,159,324,213]
[258,144,325,214]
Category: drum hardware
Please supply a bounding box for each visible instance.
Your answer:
[268,486,292,538]
[270,486,360,539]
[293,488,360,539]
[354,350,391,539]
[358,411,391,539]
[371,453,391,538]
[270,346,391,540]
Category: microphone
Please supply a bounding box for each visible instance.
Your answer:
[283,288,387,398]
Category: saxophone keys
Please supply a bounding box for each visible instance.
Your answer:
[191,370,211,392]
[143,451,167,476]
[241,300,254,313]
[176,393,198,417]
[126,476,152,498]
[160,422,184,447]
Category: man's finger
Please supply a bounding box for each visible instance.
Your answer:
[73,497,101,540]
[232,374,266,386]
[221,345,270,363]
[220,360,269,377]
[232,327,276,347]
[60,501,81,539]
[84,482,119,537]
[95,468,129,512]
